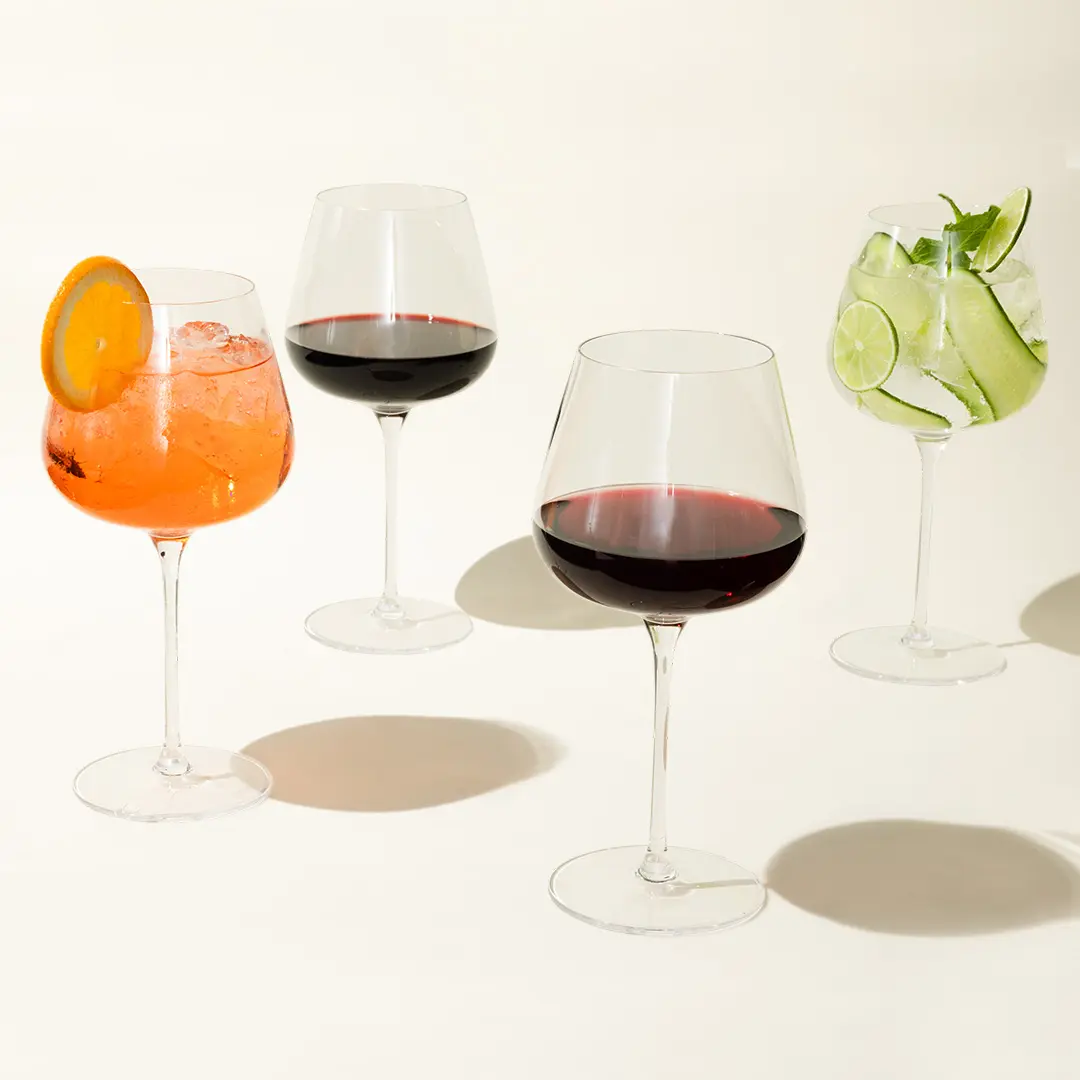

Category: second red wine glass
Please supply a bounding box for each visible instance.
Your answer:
[533,330,806,934]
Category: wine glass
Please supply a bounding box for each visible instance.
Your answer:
[286,183,497,654]
[44,269,295,821]
[533,330,806,935]
[827,192,1046,684]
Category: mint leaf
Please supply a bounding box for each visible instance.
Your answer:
[910,237,946,266]
[913,195,1000,270]
[944,205,1000,253]
[938,193,964,222]
[910,236,972,272]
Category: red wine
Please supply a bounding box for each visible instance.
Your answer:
[534,486,805,618]
[285,314,496,408]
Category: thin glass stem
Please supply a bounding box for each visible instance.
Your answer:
[638,620,685,884]
[375,411,407,618]
[903,435,949,648]
[153,536,190,777]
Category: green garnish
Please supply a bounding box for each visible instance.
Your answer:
[909,194,1002,271]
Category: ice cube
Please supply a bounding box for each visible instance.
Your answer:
[980,258,1028,286]
[224,334,269,367]
[171,321,230,352]
[216,386,247,424]
[908,264,943,285]
[989,263,1042,341]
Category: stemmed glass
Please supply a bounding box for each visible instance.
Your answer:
[827,195,1047,684]
[44,269,295,821]
[286,183,497,654]
[533,330,807,935]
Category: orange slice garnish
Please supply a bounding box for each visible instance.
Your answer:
[41,256,153,411]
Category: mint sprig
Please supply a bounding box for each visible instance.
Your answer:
[939,193,964,221]
[909,194,1000,272]
[910,237,949,268]
[941,195,1000,253]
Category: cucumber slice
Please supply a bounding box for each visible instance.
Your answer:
[857,388,951,431]
[858,231,913,274]
[922,332,995,424]
[972,187,1031,273]
[944,267,1046,420]
[848,264,937,335]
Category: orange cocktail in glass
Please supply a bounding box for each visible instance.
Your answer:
[42,265,294,822]
[46,320,293,535]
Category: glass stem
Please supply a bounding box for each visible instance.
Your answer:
[153,536,190,777]
[375,411,407,618]
[638,620,685,884]
[903,435,949,649]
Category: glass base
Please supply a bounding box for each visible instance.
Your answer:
[548,845,766,936]
[73,746,272,823]
[830,625,1006,686]
[305,596,473,654]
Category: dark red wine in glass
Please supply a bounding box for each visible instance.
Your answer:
[286,183,497,654]
[285,313,497,409]
[532,329,806,936]
[534,485,805,617]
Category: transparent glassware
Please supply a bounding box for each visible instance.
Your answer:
[43,269,295,821]
[532,330,807,935]
[827,201,1047,685]
[286,183,497,654]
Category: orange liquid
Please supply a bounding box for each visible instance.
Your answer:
[45,343,294,535]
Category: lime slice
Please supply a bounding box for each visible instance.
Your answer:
[1030,339,1048,363]
[833,299,898,392]
[971,187,1031,273]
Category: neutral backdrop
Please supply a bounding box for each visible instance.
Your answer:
[2,3,1079,1077]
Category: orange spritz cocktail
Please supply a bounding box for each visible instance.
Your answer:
[45,318,293,535]
[41,261,295,823]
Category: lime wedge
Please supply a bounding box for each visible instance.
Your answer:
[971,187,1031,273]
[833,299,898,392]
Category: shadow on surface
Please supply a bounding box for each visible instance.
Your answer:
[766,819,1080,936]
[1020,573,1080,655]
[243,715,564,812]
[455,536,638,631]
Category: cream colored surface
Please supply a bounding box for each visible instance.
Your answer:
[2,2,1079,1076]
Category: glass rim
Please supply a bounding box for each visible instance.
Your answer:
[125,268,256,308]
[314,182,469,212]
[868,201,954,234]
[577,329,775,375]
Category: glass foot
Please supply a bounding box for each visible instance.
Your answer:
[304,596,473,654]
[548,845,766,936]
[73,746,272,823]
[830,625,1006,686]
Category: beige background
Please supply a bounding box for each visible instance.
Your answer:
[2,2,1079,1076]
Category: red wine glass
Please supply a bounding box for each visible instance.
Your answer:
[533,330,806,934]
[287,184,497,653]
